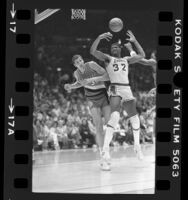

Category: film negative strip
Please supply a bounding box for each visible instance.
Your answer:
[4,0,183,199]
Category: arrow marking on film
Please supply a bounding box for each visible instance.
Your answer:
[10,3,16,18]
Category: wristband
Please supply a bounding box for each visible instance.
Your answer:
[130,51,137,56]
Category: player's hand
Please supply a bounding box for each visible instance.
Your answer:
[98,32,113,41]
[124,42,133,51]
[126,30,136,42]
[64,84,72,93]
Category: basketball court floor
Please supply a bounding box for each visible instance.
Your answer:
[32,144,155,194]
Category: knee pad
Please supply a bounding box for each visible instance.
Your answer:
[107,111,120,129]
[130,114,140,130]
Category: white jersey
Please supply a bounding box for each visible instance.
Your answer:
[106,57,129,84]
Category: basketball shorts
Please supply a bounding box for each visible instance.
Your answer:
[84,87,109,109]
[108,84,135,102]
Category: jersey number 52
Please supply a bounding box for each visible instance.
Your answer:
[113,63,126,72]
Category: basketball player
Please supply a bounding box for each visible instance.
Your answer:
[64,55,111,170]
[140,51,157,97]
[90,30,145,170]
[124,43,157,144]
[125,43,157,95]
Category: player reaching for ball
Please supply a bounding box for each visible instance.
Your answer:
[64,55,112,170]
[124,42,157,96]
[124,43,157,143]
[139,51,157,96]
[90,30,145,170]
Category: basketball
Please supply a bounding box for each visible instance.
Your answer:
[109,18,123,32]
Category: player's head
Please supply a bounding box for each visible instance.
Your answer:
[111,42,121,57]
[72,54,84,68]
[151,50,156,60]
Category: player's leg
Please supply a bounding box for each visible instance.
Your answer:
[125,99,140,145]
[102,96,121,153]
[101,102,111,166]
[124,99,144,160]
[120,86,143,160]
[102,104,111,149]
[90,107,104,149]
[88,101,104,151]
[89,100,112,170]
[100,96,121,170]
[100,91,111,139]
[102,104,111,125]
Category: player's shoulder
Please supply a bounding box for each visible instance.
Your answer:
[106,54,113,59]
[84,61,94,67]
[84,61,94,70]
[87,61,101,68]
[123,56,129,60]
[107,56,115,61]
[102,53,112,62]
[122,56,132,64]
[116,56,129,62]
[104,53,111,58]
[87,61,96,65]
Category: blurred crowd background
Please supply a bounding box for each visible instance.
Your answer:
[33,9,157,151]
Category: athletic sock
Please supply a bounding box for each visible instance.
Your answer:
[133,128,140,146]
[130,115,141,146]
[99,147,103,155]
[103,125,114,152]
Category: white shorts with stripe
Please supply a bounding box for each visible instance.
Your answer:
[108,83,135,102]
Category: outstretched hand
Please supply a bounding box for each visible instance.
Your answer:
[98,32,113,41]
[126,30,136,42]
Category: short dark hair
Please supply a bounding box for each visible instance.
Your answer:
[72,54,82,64]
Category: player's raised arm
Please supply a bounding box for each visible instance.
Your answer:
[124,42,137,57]
[138,58,157,66]
[124,42,156,66]
[124,42,157,67]
[90,32,112,62]
[125,30,145,64]
[123,42,137,59]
